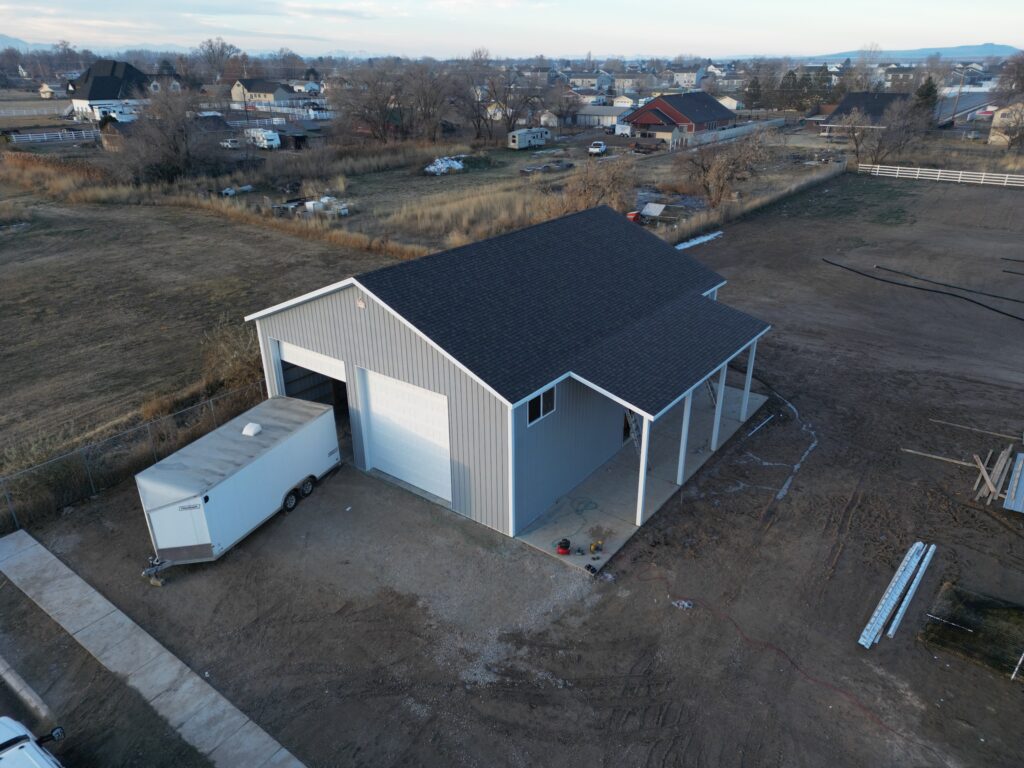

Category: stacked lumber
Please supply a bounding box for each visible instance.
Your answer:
[974,444,1016,506]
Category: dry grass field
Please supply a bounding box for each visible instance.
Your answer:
[0,181,393,465]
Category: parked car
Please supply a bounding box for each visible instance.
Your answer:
[588,141,607,156]
[0,717,65,767]
[219,138,240,150]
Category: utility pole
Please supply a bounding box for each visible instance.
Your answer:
[948,68,966,129]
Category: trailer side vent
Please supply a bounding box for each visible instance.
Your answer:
[242,422,263,437]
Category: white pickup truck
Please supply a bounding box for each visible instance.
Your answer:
[0,718,65,767]
[588,141,607,156]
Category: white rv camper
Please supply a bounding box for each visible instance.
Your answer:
[135,397,340,582]
[507,128,550,149]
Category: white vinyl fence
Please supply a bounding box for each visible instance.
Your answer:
[858,164,1024,188]
[8,129,100,144]
[0,105,65,117]
[683,118,786,148]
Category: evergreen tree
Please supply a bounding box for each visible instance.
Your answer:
[797,73,814,109]
[745,76,762,109]
[778,70,799,109]
[914,76,938,114]
[814,65,832,102]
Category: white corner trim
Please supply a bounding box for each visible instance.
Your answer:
[244,277,357,322]
[353,280,512,406]
[703,280,726,298]
[507,404,516,536]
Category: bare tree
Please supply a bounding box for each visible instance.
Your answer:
[677,130,772,207]
[451,50,495,140]
[993,101,1024,152]
[486,69,542,133]
[996,53,1024,99]
[404,63,453,141]
[863,99,929,164]
[105,88,220,182]
[543,157,637,217]
[336,67,403,143]
[542,84,579,130]
[194,38,240,82]
[836,108,872,163]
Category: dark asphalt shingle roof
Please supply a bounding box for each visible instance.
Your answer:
[70,60,150,100]
[656,92,736,124]
[828,92,910,123]
[356,207,768,416]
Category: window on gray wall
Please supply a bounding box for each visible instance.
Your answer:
[527,386,556,425]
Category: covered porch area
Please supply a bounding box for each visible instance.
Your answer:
[517,341,768,571]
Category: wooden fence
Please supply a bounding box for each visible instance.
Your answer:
[858,164,1024,188]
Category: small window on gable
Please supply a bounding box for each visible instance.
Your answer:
[151,82,160,92]
[527,386,556,426]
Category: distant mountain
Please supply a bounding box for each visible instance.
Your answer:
[816,43,1021,62]
[0,34,51,52]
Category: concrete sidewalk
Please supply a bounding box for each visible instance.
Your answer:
[0,530,303,768]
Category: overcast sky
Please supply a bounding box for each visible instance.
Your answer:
[2,0,1022,57]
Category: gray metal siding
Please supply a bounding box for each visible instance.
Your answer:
[255,286,509,535]
[514,378,625,532]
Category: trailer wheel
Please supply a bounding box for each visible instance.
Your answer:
[283,489,299,512]
[300,476,316,497]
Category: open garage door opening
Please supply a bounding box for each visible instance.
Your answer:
[277,342,351,454]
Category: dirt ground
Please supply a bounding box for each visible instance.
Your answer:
[6,175,1020,767]
[0,585,211,767]
[0,184,392,453]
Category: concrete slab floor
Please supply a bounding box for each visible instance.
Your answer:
[518,385,768,571]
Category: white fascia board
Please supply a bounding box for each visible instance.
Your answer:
[244,277,357,322]
[509,372,574,409]
[353,280,512,406]
[651,325,771,421]
[507,404,516,536]
[569,373,654,420]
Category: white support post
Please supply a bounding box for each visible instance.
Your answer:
[675,392,693,485]
[635,417,652,527]
[740,340,757,421]
[710,364,727,451]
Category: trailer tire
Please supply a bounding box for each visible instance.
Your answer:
[283,489,299,512]
[300,476,316,497]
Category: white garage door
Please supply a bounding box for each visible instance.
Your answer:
[278,341,347,381]
[361,370,452,502]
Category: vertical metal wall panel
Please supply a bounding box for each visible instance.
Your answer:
[514,378,625,532]
[257,286,510,534]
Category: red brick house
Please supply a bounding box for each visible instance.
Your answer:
[625,92,737,137]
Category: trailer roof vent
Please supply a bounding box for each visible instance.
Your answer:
[242,422,263,437]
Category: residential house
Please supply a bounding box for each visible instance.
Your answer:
[231,79,293,104]
[67,59,182,120]
[565,71,614,92]
[670,66,706,89]
[884,66,919,90]
[613,94,638,108]
[614,72,653,92]
[38,82,64,99]
[573,88,607,105]
[989,102,1024,147]
[245,207,769,560]
[570,104,634,128]
[716,95,745,111]
[624,92,737,138]
[823,91,910,127]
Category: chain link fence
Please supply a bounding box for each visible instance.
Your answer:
[0,383,265,534]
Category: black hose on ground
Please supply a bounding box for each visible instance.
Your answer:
[873,265,1024,305]
[820,258,1024,324]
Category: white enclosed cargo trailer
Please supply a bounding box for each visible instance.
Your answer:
[135,397,340,581]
